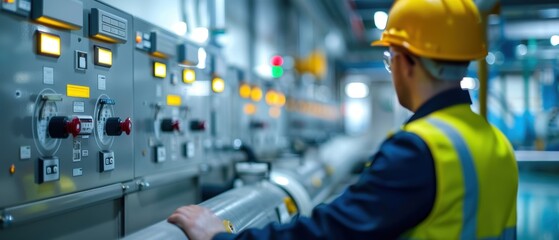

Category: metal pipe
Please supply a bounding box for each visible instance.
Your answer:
[478,13,489,119]
[123,182,289,240]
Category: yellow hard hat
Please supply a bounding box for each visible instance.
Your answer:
[372,0,487,61]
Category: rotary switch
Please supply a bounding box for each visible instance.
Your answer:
[161,119,180,132]
[190,120,206,132]
[48,116,81,138]
[105,117,132,136]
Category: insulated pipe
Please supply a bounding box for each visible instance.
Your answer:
[123,182,291,240]
[125,131,373,239]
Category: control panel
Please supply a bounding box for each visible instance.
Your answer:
[132,18,207,177]
[0,1,134,208]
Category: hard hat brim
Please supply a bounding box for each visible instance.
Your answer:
[371,40,389,47]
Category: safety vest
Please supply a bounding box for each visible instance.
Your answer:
[401,104,518,240]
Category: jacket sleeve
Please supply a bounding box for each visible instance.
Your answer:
[214,131,436,240]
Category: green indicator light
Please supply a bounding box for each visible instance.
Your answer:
[272,66,283,78]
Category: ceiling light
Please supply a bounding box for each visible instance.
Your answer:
[345,82,369,99]
[374,11,388,30]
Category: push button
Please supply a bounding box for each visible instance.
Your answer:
[46,167,52,174]
[52,166,58,173]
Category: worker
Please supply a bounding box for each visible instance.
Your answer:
[168,0,518,239]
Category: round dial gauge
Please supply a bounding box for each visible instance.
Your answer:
[38,102,59,149]
[97,103,114,145]
[33,89,62,156]
[94,95,116,149]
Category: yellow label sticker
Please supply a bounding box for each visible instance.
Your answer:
[166,95,181,106]
[67,84,90,98]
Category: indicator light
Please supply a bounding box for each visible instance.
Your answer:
[239,83,251,99]
[250,86,262,102]
[243,103,257,115]
[183,69,196,84]
[212,77,225,93]
[154,62,167,78]
[37,31,61,57]
[94,46,113,67]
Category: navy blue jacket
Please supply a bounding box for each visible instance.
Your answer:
[214,88,472,240]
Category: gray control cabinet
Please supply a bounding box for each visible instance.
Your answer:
[131,18,207,178]
[0,0,134,238]
[125,18,206,234]
[0,0,134,209]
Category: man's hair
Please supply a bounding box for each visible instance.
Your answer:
[394,46,470,82]
[418,58,470,82]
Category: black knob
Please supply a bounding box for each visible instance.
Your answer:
[106,117,132,136]
[249,121,266,129]
[161,119,180,132]
[190,120,206,131]
[49,116,81,138]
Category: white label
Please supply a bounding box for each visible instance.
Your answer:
[98,75,106,90]
[20,146,31,159]
[79,57,86,69]
[43,67,54,85]
[72,168,83,177]
[82,149,89,157]
[171,72,178,85]
[73,140,81,162]
[18,0,30,11]
[156,146,166,162]
[156,85,162,97]
[186,142,195,158]
[73,101,85,113]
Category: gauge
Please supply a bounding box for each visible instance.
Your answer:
[33,89,62,156]
[97,103,114,145]
[94,95,116,149]
[38,101,58,149]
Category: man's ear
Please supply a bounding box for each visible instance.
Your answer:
[397,53,414,80]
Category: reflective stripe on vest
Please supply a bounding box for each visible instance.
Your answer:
[427,118,478,240]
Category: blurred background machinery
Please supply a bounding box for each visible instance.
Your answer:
[0,0,558,239]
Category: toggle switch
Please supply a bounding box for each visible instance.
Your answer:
[105,117,132,136]
[48,116,81,138]
[161,119,180,132]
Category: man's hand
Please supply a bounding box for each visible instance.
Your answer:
[168,205,226,240]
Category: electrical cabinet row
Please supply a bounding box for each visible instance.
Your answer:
[0,0,286,239]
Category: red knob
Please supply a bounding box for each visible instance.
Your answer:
[172,120,181,132]
[66,117,81,137]
[120,117,132,135]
